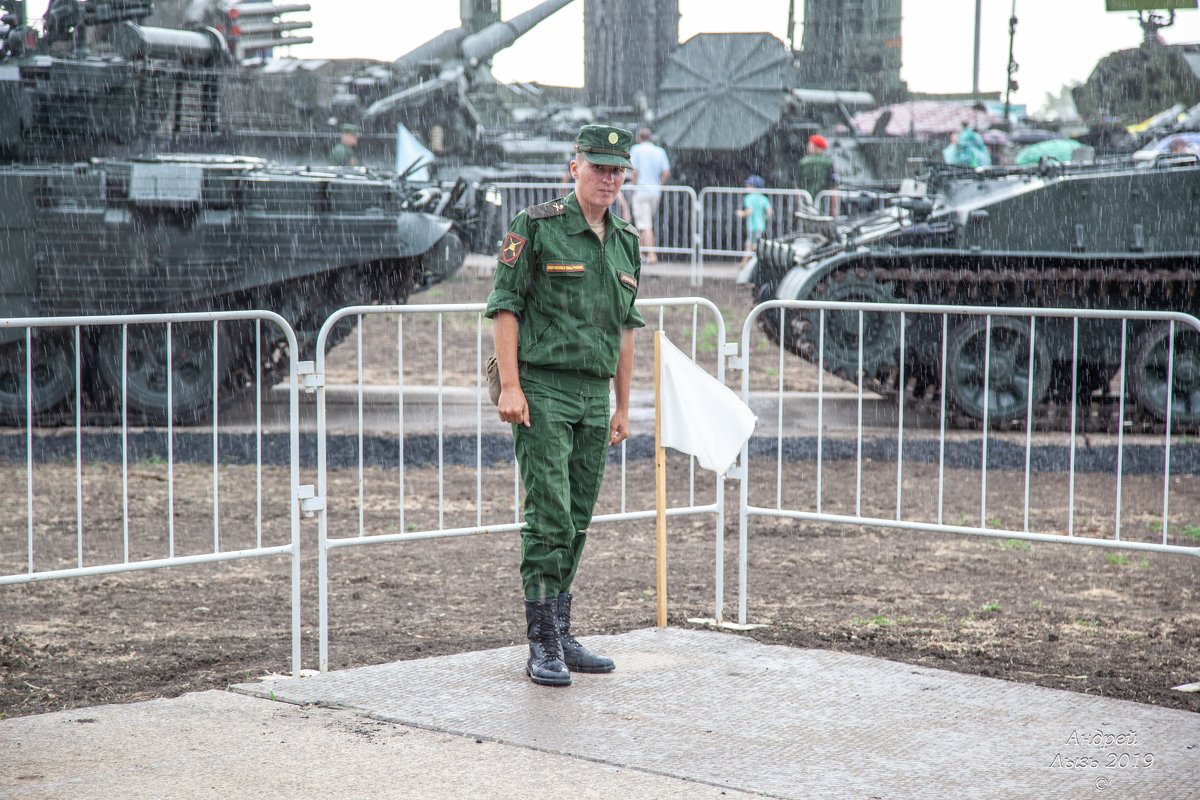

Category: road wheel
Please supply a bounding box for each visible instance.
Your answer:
[1129,322,1200,427]
[95,323,230,425]
[0,334,76,423]
[946,316,1050,422]
[801,275,900,378]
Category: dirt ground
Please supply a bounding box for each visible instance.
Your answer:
[2,261,1198,719]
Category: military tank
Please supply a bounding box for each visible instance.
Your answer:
[749,154,1200,429]
[0,0,474,425]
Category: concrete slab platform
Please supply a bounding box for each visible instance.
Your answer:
[0,690,748,800]
[5,628,1195,799]
[226,628,1199,800]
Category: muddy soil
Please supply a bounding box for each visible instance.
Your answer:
[2,261,1198,718]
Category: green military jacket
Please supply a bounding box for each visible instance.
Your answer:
[485,192,645,394]
[329,142,358,166]
[798,152,835,202]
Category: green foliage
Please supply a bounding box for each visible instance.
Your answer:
[1000,538,1032,552]
[853,614,912,627]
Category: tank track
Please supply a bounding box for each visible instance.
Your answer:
[780,258,1200,435]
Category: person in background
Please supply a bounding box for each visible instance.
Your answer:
[943,122,991,168]
[736,174,773,268]
[486,124,644,687]
[330,123,360,166]
[1168,136,1198,157]
[798,134,837,214]
[628,128,670,263]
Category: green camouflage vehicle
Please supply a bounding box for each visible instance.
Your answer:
[0,0,482,424]
[749,154,1200,429]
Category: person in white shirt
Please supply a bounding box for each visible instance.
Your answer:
[628,128,670,263]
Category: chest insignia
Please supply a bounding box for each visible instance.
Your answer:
[545,262,585,275]
[500,232,526,265]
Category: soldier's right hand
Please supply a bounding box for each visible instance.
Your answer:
[498,387,530,427]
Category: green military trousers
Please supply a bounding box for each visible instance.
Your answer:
[513,380,610,602]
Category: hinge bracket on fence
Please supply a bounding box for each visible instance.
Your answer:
[296,484,325,517]
[296,361,323,393]
[724,342,747,372]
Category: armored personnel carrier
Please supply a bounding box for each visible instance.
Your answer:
[750,154,1200,429]
[0,0,477,424]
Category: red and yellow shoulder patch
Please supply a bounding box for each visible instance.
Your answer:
[499,232,526,265]
[545,262,585,275]
[619,273,638,290]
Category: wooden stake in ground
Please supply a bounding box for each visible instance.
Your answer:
[655,330,667,627]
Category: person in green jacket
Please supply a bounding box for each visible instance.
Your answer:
[330,123,360,167]
[485,124,645,687]
[798,134,838,214]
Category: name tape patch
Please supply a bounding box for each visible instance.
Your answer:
[619,273,638,290]
[545,262,585,275]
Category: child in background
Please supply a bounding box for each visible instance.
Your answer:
[736,174,773,267]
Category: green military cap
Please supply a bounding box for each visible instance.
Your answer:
[341,122,361,135]
[575,124,634,168]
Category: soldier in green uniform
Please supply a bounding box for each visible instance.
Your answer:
[485,124,644,687]
[330,123,360,166]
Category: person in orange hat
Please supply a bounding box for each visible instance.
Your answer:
[798,133,838,214]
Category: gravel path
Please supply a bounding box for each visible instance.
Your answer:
[2,431,1198,474]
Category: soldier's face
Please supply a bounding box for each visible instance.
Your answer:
[572,158,626,213]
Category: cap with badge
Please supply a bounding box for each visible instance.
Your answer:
[574,124,634,169]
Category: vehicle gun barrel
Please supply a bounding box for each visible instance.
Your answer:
[113,22,227,65]
[230,2,311,17]
[459,0,573,65]
[391,27,468,73]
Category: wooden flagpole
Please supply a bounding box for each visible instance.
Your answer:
[654,331,667,627]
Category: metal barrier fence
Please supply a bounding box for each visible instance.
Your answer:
[312,296,728,671]
[487,182,904,282]
[696,187,812,262]
[733,300,1200,625]
[488,181,701,280]
[0,311,304,676]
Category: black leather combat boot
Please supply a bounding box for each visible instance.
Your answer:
[525,598,571,686]
[556,592,615,673]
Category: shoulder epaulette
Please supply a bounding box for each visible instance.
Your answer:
[526,198,568,219]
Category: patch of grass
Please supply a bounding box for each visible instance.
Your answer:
[853,614,911,627]
[1074,618,1099,627]
[138,453,167,465]
[979,602,1002,613]
[1181,524,1200,540]
[952,514,968,527]
[987,518,1003,529]
[1105,552,1131,566]
[1031,600,1043,608]
[764,367,778,378]
[1000,538,1032,552]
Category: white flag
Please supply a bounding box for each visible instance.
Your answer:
[659,334,756,475]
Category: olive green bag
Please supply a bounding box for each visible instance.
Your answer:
[485,353,501,405]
